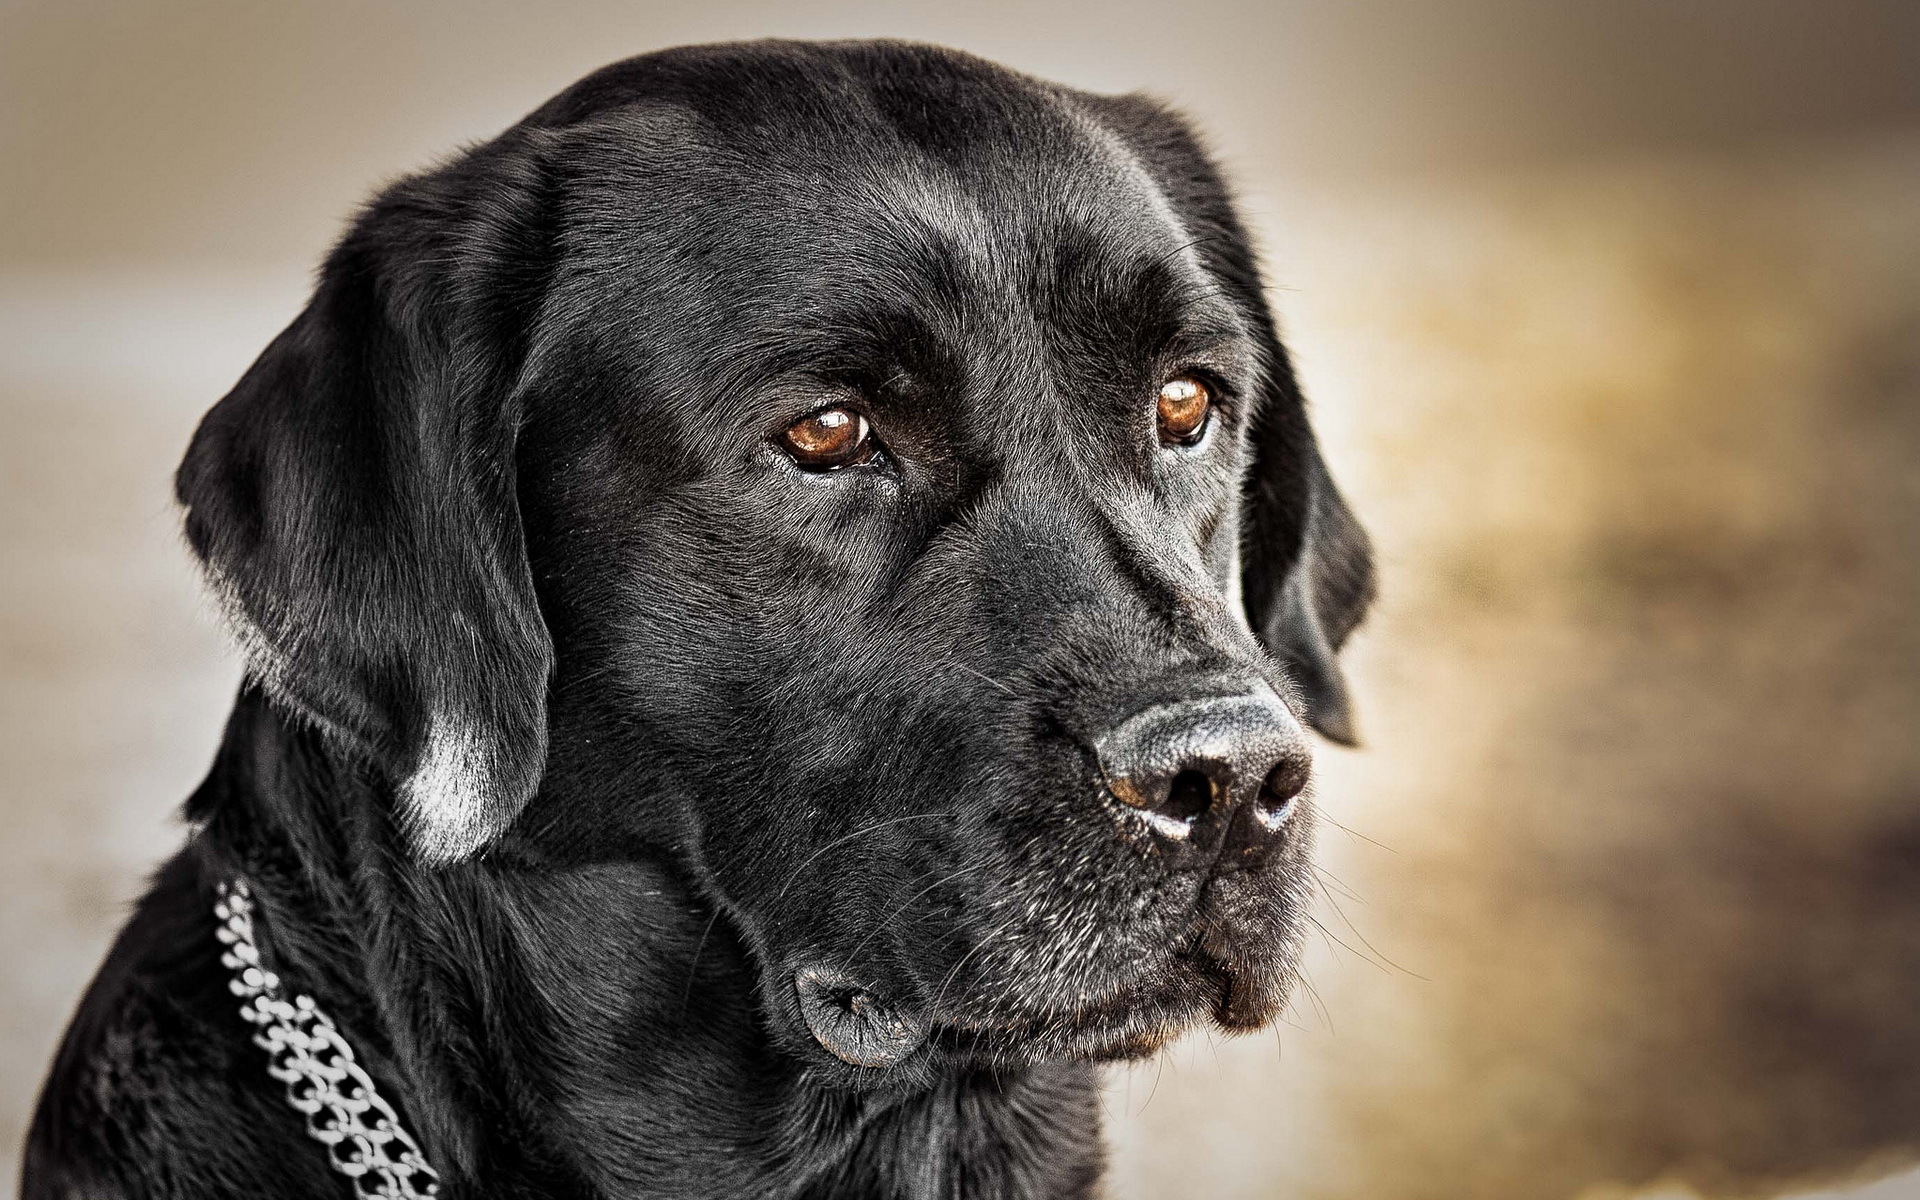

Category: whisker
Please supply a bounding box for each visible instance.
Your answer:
[842,861,991,963]
[1320,814,1399,855]
[1142,1042,1169,1115]
[930,909,1023,1019]
[1296,969,1334,1036]
[948,661,1016,697]
[1306,912,1395,979]
[1310,863,1368,905]
[771,811,956,903]
[679,907,725,1018]
[1317,888,1428,981]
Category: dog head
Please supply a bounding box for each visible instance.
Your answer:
[178,40,1373,1079]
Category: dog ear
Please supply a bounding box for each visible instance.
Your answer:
[1238,415,1376,746]
[1084,91,1376,743]
[177,147,558,862]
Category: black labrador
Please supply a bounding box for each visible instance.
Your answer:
[24,39,1372,1200]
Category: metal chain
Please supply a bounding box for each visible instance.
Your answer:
[214,879,442,1199]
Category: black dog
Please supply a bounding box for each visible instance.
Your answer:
[24,39,1371,1199]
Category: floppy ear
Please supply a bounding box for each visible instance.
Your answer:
[177,153,557,862]
[1082,90,1376,743]
[1238,410,1376,746]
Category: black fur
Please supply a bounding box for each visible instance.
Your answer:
[24,39,1373,1200]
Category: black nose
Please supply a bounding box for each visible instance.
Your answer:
[1094,690,1311,871]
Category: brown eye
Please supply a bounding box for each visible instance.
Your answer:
[781,407,874,470]
[1156,375,1212,444]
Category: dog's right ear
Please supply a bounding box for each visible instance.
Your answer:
[177,147,559,864]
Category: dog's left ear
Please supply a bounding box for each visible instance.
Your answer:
[1237,413,1376,745]
[177,138,559,862]
[1086,92,1376,743]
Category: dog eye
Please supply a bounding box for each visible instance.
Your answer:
[781,408,875,470]
[1156,376,1212,445]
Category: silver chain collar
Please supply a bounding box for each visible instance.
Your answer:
[214,879,442,1199]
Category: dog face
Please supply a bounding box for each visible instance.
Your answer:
[177,41,1372,1079]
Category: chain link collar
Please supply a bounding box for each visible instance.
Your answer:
[214,879,442,1199]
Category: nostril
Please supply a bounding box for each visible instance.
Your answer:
[1161,769,1215,826]
[1255,757,1310,830]
[1096,690,1310,854]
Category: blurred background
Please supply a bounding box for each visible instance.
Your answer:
[3,1,1917,1196]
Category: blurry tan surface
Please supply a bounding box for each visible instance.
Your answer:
[1105,142,1920,1199]
[3,2,1917,1196]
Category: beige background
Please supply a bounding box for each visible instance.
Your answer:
[4,2,1919,1197]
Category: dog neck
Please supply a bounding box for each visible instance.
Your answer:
[187,688,1104,1198]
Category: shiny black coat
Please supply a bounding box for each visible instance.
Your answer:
[25,39,1372,1200]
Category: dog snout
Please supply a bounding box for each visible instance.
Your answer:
[1094,690,1311,871]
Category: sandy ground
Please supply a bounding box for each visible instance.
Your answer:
[3,136,1917,1196]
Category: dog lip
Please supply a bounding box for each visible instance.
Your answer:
[794,967,930,1069]
[931,940,1223,1037]
[921,926,1287,1059]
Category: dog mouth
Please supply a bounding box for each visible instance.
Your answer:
[795,931,1283,1069]
[935,939,1282,1058]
